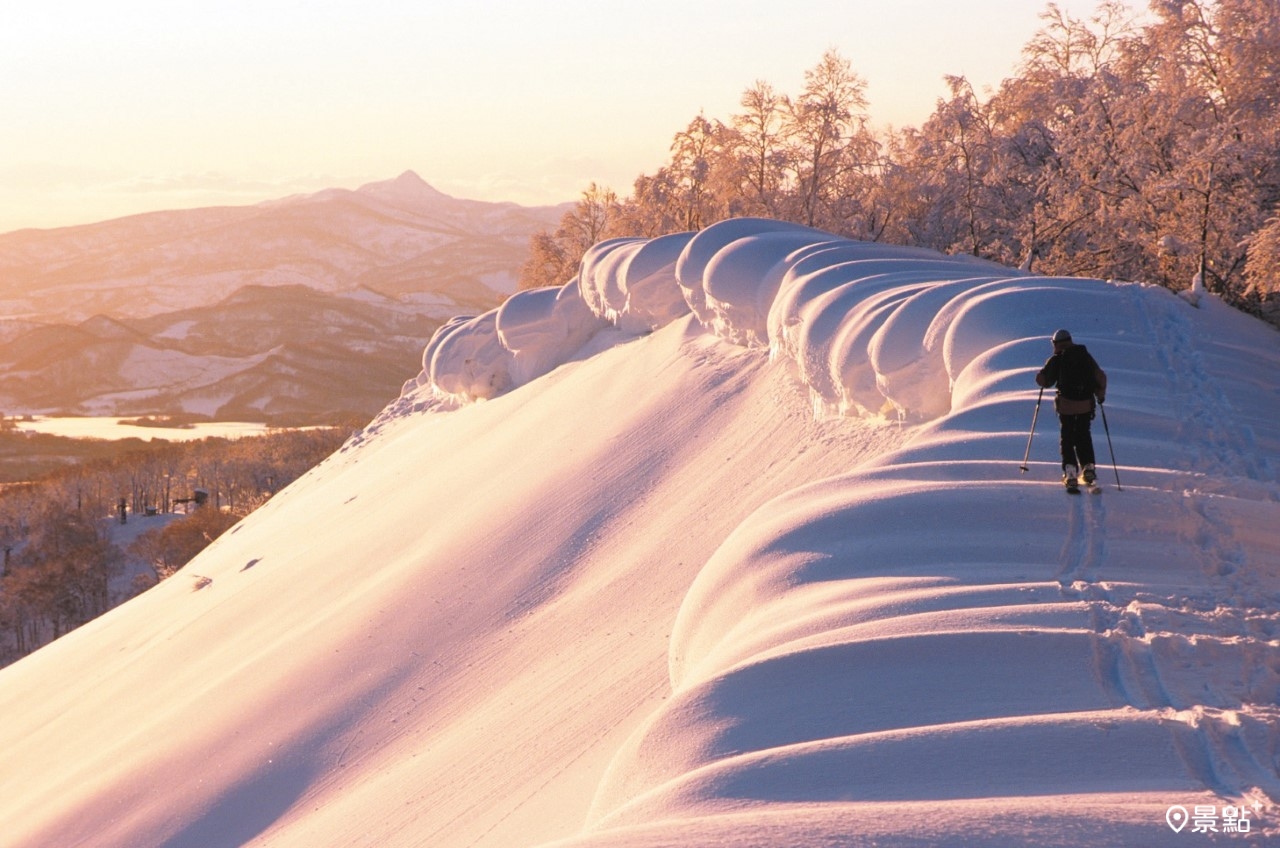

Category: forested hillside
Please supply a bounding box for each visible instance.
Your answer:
[0,426,351,665]
[523,0,1280,323]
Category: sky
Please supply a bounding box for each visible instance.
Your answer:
[1,0,1109,233]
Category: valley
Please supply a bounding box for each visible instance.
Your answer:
[0,172,568,422]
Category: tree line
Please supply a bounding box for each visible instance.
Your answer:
[0,426,351,665]
[521,0,1280,319]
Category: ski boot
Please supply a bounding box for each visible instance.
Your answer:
[1063,465,1081,494]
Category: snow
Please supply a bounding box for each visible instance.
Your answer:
[104,510,187,595]
[494,284,608,389]
[579,232,696,333]
[1,219,1278,847]
[114,344,273,388]
[153,318,198,340]
[15,416,290,441]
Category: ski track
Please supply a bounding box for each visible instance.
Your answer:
[1133,283,1274,485]
[1046,286,1280,811]
[7,221,1280,848]
[1076,298,1280,814]
[574,245,1280,843]
[385,237,1280,843]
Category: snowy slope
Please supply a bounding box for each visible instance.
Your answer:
[0,220,1278,847]
[0,284,443,420]
[0,173,566,419]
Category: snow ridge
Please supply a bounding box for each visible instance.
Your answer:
[399,219,1280,845]
[412,220,1280,848]
[561,223,1280,846]
[411,217,1032,423]
[2,219,1279,848]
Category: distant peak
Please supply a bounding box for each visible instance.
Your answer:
[393,170,428,187]
[357,171,450,203]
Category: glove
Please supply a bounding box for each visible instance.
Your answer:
[1095,392,1105,404]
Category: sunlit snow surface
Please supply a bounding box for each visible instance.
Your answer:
[416,219,1280,844]
[2,219,1279,847]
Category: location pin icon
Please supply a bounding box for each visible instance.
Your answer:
[1167,805,1189,833]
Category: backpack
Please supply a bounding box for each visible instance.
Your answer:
[1056,345,1098,401]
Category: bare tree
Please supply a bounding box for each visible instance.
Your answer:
[731,80,790,217]
[667,115,719,231]
[1244,215,1280,320]
[522,9,1280,322]
[784,49,871,229]
[518,183,620,290]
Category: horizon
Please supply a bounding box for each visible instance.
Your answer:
[1,0,1108,234]
[0,170,549,235]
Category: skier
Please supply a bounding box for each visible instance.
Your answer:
[1035,329,1107,493]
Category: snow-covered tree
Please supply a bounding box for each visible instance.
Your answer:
[666,114,724,232]
[1245,215,1280,298]
[784,49,872,230]
[730,79,789,218]
[531,5,1280,321]
[519,183,620,290]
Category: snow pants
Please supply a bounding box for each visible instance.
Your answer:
[1058,412,1096,471]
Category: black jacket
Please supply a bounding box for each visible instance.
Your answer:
[1037,343,1107,415]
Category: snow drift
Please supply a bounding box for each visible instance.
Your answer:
[1,219,1278,847]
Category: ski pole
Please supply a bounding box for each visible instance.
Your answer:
[1019,386,1044,473]
[1099,401,1121,490]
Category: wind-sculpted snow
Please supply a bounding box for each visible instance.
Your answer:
[423,311,513,401]
[212,220,1280,842]
[6,218,1278,848]
[408,220,1280,844]
[413,218,1062,422]
[565,235,1280,845]
[579,231,696,333]
[409,232,694,403]
[410,221,903,413]
[496,283,609,388]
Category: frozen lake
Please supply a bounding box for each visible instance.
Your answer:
[12,417,287,442]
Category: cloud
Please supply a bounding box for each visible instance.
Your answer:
[103,171,362,199]
[433,156,647,209]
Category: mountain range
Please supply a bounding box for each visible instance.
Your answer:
[0,172,568,421]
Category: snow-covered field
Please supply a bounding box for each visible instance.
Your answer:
[14,416,286,442]
[1,219,1277,847]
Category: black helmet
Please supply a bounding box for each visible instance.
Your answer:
[1051,329,1072,343]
